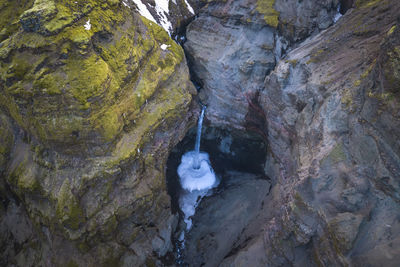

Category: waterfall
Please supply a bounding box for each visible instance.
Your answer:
[177,105,218,234]
[193,105,206,169]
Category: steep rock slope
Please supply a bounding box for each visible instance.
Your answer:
[225,0,400,265]
[0,0,196,266]
[184,0,341,131]
[182,0,400,266]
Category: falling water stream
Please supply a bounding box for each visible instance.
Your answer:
[193,106,206,169]
[176,105,218,262]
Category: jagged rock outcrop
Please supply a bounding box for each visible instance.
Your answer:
[184,0,340,131]
[220,0,400,265]
[0,0,196,266]
[182,0,400,266]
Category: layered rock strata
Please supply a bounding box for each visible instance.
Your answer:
[182,0,400,266]
[0,0,196,265]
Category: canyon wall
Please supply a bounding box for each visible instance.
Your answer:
[1,0,400,266]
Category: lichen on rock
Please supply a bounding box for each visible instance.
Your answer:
[0,0,196,265]
[256,0,280,28]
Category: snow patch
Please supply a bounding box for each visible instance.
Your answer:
[131,0,157,23]
[123,1,130,7]
[160,44,171,50]
[131,0,195,35]
[154,0,173,35]
[184,0,195,14]
[131,0,172,35]
[84,19,91,30]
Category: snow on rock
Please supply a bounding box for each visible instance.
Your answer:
[84,19,91,30]
[130,0,196,35]
[154,0,173,35]
[160,44,171,50]
[130,0,171,34]
[131,0,157,23]
[123,1,130,8]
[184,0,195,14]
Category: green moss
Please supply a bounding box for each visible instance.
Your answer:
[341,89,353,108]
[33,73,62,95]
[23,0,57,17]
[388,25,397,36]
[43,4,76,34]
[384,46,400,93]
[256,0,280,28]
[56,179,85,230]
[8,56,31,80]
[64,52,117,107]
[78,241,90,253]
[102,257,120,267]
[286,59,298,68]
[112,74,192,163]
[0,0,194,153]
[353,79,361,87]
[0,114,14,170]
[342,59,377,108]
[66,260,79,267]
[0,0,34,42]
[19,0,58,34]
[355,0,383,8]
[7,152,42,194]
[104,214,118,236]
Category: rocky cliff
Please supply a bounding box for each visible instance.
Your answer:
[182,0,400,266]
[259,0,400,265]
[0,0,196,266]
[1,0,400,266]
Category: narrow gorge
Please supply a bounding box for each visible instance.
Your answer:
[1,0,400,266]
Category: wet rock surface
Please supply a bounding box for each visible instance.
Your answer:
[183,171,271,267]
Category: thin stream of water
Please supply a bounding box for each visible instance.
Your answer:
[176,105,219,264]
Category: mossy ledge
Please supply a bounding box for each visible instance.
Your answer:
[256,0,280,28]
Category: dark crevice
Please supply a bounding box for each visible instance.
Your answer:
[339,0,355,15]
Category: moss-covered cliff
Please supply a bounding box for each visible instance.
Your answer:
[0,0,196,266]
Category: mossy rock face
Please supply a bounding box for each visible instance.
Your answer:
[0,0,194,155]
[0,0,35,42]
[381,26,400,95]
[256,0,279,28]
[355,0,383,8]
[0,0,195,265]
[56,179,85,231]
[0,114,14,172]
[383,46,400,94]
[19,0,58,34]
